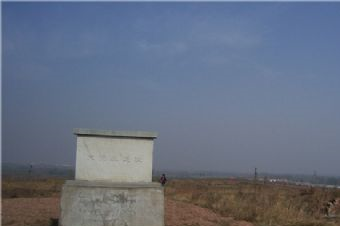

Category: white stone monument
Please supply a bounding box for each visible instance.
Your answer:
[60,128,164,226]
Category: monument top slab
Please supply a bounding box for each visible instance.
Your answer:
[73,128,157,139]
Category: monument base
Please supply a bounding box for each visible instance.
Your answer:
[60,180,164,226]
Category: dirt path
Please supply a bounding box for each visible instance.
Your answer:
[2,197,253,226]
[166,198,253,226]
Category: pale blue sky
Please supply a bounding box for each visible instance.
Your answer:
[3,2,340,175]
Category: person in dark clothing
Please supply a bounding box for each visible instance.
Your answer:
[160,174,167,186]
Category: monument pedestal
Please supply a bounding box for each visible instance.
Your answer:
[60,180,164,226]
[59,129,163,226]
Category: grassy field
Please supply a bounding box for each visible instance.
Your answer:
[2,177,340,226]
[2,177,65,198]
[165,179,340,226]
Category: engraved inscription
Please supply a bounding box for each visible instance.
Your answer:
[85,151,144,164]
[134,157,142,163]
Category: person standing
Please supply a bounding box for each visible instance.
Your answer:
[160,174,167,186]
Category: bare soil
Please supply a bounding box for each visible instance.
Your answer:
[2,196,253,226]
[166,198,253,226]
[3,178,339,226]
[2,197,60,226]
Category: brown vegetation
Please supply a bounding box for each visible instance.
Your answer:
[2,177,340,226]
[166,179,340,226]
[2,177,64,198]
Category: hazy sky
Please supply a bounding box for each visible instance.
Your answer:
[3,2,340,176]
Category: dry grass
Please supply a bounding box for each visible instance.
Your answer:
[165,179,340,226]
[2,177,65,198]
[2,177,340,226]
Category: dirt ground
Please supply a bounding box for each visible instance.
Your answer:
[3,178,339,226]
[2,196,253,226]
[2,197,59,226]
[165,198,253,226]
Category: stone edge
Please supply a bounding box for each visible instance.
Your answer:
[73,128,157,139]
[65,180,163,188]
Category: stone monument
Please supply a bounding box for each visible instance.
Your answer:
[60,128,164,226]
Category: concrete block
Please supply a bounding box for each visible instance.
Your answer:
[74,128,157,183]
[60,180,164,226]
